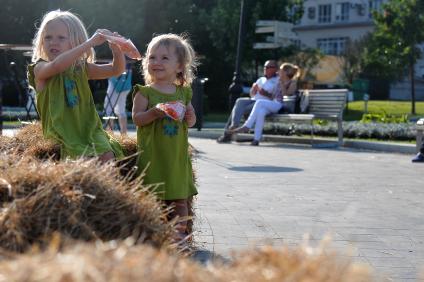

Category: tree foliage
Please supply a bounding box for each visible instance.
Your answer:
[0,0,301,111]
[339,34,371,85]
[362,0,424,113]
[363,0,423,79]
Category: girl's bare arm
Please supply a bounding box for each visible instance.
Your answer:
[184,102,196,127]
[132,92,166,127]
[34,31,106,82]
[87,41,125,80]
[283,80,298,96]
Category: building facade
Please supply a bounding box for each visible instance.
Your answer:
[293,0,385,55]
[291,0,424,100]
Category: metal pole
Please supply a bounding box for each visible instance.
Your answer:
[0,81,2,135]
[228,0,247,109]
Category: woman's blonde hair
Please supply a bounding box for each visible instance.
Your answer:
[142,33,198,86]
[280,62,300,80]
[31,10,94,64]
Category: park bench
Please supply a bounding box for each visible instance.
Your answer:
[264,88,348,147]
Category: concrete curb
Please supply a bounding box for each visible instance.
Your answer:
[188,127,417,154]
[2,123,416,155]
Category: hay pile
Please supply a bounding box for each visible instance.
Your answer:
[0,123,60,160]
[0,122,143,178]
[0,154,173,252]
[0,239,372,282]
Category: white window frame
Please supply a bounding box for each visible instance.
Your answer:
[318,4,332,23]
[317,37,348,55]
[335,2,350,22]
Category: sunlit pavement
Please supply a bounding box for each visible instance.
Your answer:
[3,127,423,280]
[189,137,423,281]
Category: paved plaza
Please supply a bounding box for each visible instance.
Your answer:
[2,127,423,281]
[190,137,423,281]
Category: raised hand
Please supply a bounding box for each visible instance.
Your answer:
[88,29,109,47]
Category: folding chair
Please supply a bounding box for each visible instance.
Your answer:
[102,70,131,131]
[24,81,38,120]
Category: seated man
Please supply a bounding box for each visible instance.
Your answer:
[217,60,279,143]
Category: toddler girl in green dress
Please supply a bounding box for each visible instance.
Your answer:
[132,34,198,243]
[27,10,124,162]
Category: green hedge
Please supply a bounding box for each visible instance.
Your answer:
[264,121,417,141]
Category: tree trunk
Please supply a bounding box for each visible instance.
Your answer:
[410,56,416,115]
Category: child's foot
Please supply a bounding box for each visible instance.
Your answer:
[172,231,192,253]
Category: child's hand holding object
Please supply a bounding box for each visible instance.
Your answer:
[98,31,142,60]
[155,101,186,121]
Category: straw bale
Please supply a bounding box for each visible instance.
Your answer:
[0,124,198,245]
[0,154,174,253]
[0,123,61,160]
[0,239,372,282]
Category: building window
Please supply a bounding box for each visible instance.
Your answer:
[318,4,332,23]
[335,2,350,22]
[317,37,348,55]
[369,0,384,18]
[307,7,316,19]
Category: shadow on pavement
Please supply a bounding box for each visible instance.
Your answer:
[228,165,302,173]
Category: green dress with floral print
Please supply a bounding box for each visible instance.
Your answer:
[27,63,123,159]
[133,85,197,200]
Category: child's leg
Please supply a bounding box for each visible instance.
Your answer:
[118,116,128,135]
[116,91,129,135]
[165,199,189,240]
[99,151,115,163]
[106,119,115,131]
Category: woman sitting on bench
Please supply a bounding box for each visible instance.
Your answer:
[231,63,299,146]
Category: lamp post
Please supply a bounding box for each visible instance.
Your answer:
[228,0,248,109]
[0,81,3,135]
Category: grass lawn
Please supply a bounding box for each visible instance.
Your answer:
[2,121,24,127]
[344,100,424,121]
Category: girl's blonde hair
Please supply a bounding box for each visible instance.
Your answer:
[280,62,300,80]
[142,33,198,86]
[31,10,94,64]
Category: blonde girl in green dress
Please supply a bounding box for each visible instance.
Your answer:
[132,34,198,242]
[28,10,124,162]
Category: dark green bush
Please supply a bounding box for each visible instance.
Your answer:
[264,121,417,141]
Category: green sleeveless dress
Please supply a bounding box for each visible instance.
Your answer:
[133,85,197,200]
[27,63,123,159]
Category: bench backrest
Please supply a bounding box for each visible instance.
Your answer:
[302,89,348,117]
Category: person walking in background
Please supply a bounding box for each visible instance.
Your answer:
[27,10,124,162]
[216,60,279,143]
[104,65,132,135]
[231,63,299,146]
[132,34,198,244]
[412,142,424,162]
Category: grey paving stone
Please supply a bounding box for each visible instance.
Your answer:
[189,137,423,281]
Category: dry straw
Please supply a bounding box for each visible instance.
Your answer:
[0,123,197,235]
[0,239,372,282]
[0,123,60,160]
[0,153,174,253]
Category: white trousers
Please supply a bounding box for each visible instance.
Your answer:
[104,90,130,118]
[243,99,282,141]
